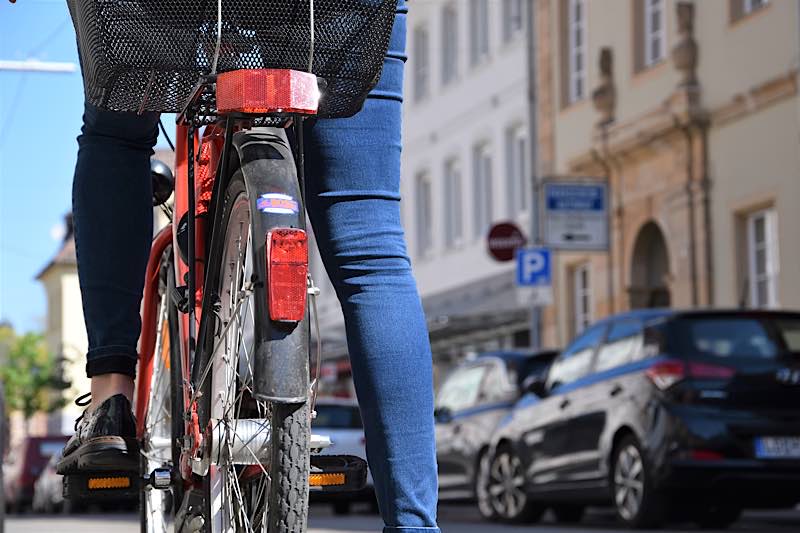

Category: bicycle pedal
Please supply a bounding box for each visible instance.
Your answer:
[144,467,173,490]
[63,472,140,501]
[309,454,367,493]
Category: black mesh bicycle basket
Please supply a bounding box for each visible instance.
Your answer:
[67,0,397,117]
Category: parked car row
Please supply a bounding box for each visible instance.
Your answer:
[435,309,800,529]
[2,435,68,513]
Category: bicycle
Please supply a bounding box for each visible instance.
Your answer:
[62,1,398,531]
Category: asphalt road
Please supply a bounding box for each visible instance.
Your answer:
[5,505,800,533]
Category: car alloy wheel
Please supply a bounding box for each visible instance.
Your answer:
[614,443,645,522]
[484,447,544,523]
[476,452,497,521]
[611,435,665,528]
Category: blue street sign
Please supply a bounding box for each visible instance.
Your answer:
[516,248,551,287]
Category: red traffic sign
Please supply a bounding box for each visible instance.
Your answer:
[487,222,527,262]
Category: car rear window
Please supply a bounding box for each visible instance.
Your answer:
[674,317,800,359]
[312,405,363,429]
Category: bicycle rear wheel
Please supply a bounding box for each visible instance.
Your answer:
[204,169,310,533]
[141,250,184,533]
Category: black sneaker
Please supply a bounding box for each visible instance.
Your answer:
[56,393,140,475]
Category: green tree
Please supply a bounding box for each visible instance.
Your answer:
[0,332,69,436]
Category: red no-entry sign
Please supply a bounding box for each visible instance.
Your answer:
[487,222,527,262]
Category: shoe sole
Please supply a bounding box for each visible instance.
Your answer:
[56,436,140,475]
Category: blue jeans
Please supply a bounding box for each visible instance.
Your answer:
[72,1,439,531]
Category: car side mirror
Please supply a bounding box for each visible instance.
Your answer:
[522,375,549,398]
[434,406,453,424]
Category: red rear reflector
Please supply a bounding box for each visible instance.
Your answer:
[217,69,319,115]
[689,449,724,461]
[267,229,308,322]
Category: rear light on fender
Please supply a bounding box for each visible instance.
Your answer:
[267,229,308,322]
[646,358,735,390]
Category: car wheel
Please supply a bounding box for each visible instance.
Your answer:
[552,503,585,523]
[332,501,351,516]
[692,504,741,529]
[475,451,498,521]
[483,446,544,524]
[611,435,664,529]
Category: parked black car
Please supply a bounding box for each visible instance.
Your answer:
[481,310,800,529]
[435,349,558,501]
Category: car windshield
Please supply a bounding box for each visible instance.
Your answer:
[674,316,800,359]
[312,405,363,429]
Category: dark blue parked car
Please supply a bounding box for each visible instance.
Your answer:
[480,309,800,529]
[435,349,559,502]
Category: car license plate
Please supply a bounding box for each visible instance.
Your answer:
[754,437,800,459]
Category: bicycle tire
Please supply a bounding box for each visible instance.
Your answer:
[202,168,310,533]
[141,249,184,533]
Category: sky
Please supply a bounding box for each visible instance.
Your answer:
[0,1,171,333]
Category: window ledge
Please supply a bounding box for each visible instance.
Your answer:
[559,97,590,116]
[631,58,669,85]
[730,3,773,28]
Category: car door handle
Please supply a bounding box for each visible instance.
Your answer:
[609,384,624,397]
[559,398,570,410]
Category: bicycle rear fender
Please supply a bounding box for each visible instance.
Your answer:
[230,127,309,404]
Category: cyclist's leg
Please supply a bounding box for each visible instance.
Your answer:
[304,2,439,532]
[59,102,158,474]
[73,102,159,393]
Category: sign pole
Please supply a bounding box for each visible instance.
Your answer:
[526,1,542,350]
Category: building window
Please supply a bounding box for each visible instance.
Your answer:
[572,263,592,335]
[444,159,463,248]
[472,144,493,239]
[731,0,769,22]
[416,173,433,256]
[644,0,666,67]
[413,25,430,102]
[744,0,769,14]
[442,4,459,85]
[747,208,779,308]
[502,0,524,42]
[567,0,587,104]
[505,125,529,218]
[470,0,490,66]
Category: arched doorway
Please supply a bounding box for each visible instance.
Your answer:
[629,222,671,308]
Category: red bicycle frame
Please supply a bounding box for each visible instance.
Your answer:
[134,68,319,485]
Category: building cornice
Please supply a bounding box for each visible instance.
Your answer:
[568,69,798,174]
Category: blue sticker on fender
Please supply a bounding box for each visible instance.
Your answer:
[257,193,299,214]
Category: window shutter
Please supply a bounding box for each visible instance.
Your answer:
[632,0,645,72]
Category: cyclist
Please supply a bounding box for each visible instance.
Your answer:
[56,1,439,531]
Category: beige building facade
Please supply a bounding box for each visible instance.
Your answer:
[533,0,800,346]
